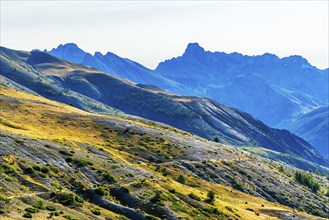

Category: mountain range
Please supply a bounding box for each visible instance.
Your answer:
[1,45,329,219]
[1,46,328,170]
[45,43,329,158]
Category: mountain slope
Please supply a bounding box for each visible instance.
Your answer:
[1,86,329,219]
[47,43,185,94]
[156,43,328,127]
[1,46,328,169]
[282,106,329,158]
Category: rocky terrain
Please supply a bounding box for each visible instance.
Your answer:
[1,86,329,219]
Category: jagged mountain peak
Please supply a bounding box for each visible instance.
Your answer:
[49,43,85,54]
[48,43,86,63]
[183,42,206,56]
[94,51,104,56]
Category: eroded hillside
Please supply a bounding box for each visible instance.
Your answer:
[1,87,329,219]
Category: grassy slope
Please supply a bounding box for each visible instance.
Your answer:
[1,86,329,220]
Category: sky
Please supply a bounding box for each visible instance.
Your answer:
[1,1,328,69]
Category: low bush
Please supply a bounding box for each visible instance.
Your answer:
[2,163,17,174]
[95,187,106,196]
[33,165,41,171]
[46,206,56,211]
[103,172,117,183]
[63,215,78,220]
[33,200,46,210]
[59,150,74,157]
[91,208,101,215]
[204,191,215,204]
[23,213,32,218]
[25,207,38,213]
[25,167,35,174]
[56,193,84,207]
[188,193,201,201]
[176,175,185,184]
[40,166,49,174]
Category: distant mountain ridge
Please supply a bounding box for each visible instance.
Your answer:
[282,106,329,158]
[47,43,185,94]
[46,43,328,127]
[156,43,328,127]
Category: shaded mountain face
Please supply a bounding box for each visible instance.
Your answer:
[47,43,86,63]
[47,44,185,94]
[156,43,329,127]
[282,106,329,159]
[1,46,328,169]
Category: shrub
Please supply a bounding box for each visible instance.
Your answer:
[176,175,185,184]
[50,166,60,173]
[0,209,5,214]
[295,171,320,192]
[65,157,73,163]
[168,189,176,194]
[225,206,234,212]
[33,165,41,171]
[40,166,49,174]
[205,190,215,204]
[2,163,17,174]
[39,173,47,178]
[51,182,63,191]
[46,206,56,211]
[146,214,160,220]
[15,139,24,144]
[23,213,32,218]
[213,137,219,143]
[25,167,35,174]
[33,200,46,210]
[95,187,106,196]
[63,215,78,220]
[91,208,101,215]
[71,158,93,167]
[25,207,38,213]
[150,191,162,204]
[278,165,284,173]
[59,150,74,157]
[188,193,201,201]
[56,192,84,207]
[103,172,117,183]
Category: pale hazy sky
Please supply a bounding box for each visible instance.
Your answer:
[1,1,328,69]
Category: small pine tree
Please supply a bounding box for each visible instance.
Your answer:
[205,190,215,204]
[213,137,219,143]
[176,175,186,184]
[278,165,284,173]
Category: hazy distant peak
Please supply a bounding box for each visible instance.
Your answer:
[50,43,84,52]
[105,51,121,59]
[48,43,86,63]
[184,42,205,56]
[61,42,79,48]
[94,51,103,56]
[282,55,312,66]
